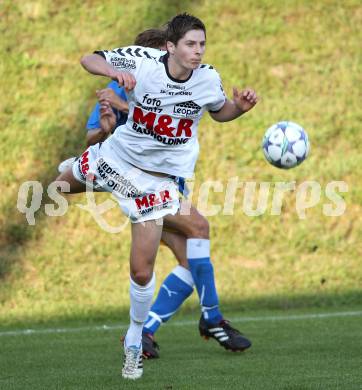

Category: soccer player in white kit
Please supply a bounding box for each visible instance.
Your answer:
[57,13,258,380]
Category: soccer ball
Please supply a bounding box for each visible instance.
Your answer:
[262,121,310,169]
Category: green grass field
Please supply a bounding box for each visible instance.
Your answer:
[1,308,361,389]
[1,0,361,324]
[0,0,362,388]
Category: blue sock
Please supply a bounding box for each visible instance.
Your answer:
[143,265,194,335]
[187,239,223,325]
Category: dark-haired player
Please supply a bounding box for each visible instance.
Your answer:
[58,13,258,379]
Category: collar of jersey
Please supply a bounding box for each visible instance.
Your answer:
[161,53,193,84]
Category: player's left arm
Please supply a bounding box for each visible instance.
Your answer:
[99,99,117,135]
[86,99,117,147]
[96,88,129,113]
[210,87,258,123]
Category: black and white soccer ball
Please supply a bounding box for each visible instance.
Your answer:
[262,121,310,169]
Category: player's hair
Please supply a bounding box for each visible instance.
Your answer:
[166,13,206,46]
[134,28,166,49]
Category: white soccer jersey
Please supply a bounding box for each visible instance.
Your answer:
[95,45,226,178]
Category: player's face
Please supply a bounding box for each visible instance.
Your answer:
[168,29,206,70]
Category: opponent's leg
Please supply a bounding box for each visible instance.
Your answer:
[142,230,194,358]
[160,230,188,268]
[122,219,162,380]
[164,203,223,323]
[56,168,86,194]
[164,202,251,352]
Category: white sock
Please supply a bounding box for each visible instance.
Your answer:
[125,273,156,347]
[186,238,210,259]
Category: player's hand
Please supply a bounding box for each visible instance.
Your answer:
[99,100,117,135]
[109,70,136,92]
[96,88,129,112]
[233,87,259,113]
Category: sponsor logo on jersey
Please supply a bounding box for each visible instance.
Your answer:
[78,150,94,180]
[166,83,186,91]
[135,190,172,216]
[132,106,193,145]
[173,101,201,118]
[138,102,163,113]
[160,89,192,96]
[96,158,142,198]
[142,94,161,107]
[78,150,96,182]
[138,94,163,113]
[111,56,136,70]
[80,150,90,176]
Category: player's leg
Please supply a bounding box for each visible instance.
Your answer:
[142,230,194,358]
[163,203,223,323]
[127,219,162,347]
[122,219,162,379]
[160,229,188,268]
[164,202,252,352]
[55,168,87,193]
[56,144,99,194]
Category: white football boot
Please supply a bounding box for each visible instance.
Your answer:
[122,343,143,380]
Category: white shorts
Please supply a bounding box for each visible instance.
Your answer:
[72,143,180,223]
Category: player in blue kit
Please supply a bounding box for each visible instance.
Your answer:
[56,14,258,380]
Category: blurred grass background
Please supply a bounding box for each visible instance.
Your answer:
[0,0,361,326]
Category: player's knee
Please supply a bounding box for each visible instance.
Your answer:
[188,215,209,239]
[131,270,153,286]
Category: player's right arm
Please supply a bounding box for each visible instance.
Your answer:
[80,53,136,91]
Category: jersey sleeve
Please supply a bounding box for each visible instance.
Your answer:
[93,45,153,76]
[206,70,227,113]
[86,102,101,130]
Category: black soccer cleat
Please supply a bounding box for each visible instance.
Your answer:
[142,333,160,359]
[199,316,252,352]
